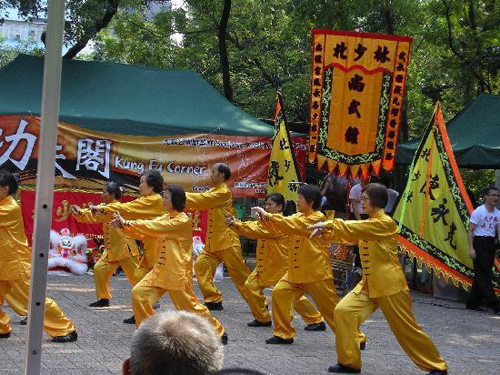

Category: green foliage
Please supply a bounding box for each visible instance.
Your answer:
[88,0,499,133]
[460,168,496,203]
[2,0,499,145]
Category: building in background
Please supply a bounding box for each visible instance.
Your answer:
[0,7,46,50]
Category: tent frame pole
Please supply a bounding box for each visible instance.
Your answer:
[24,1,66,374]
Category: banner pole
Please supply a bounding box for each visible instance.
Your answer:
[24,0,66,374]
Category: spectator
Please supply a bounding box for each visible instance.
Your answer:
[321,175,349,219]
[466,186,500,313]
[123,311,224,375]
[349,176,370,220]
[348,176,370,272]
[380,174,399,214]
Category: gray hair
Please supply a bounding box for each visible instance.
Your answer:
[129,310,224,375]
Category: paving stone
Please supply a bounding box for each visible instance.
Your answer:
[0,274,498,374]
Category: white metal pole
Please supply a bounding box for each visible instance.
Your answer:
[24,0,66,374]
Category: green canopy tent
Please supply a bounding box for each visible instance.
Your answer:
[396,94,500,168]
[0,54,273,137]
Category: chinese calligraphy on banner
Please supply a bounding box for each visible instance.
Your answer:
[393,103,499,294]
[309,30,412,176]
[266,93,301,201]
[0,116,307,198]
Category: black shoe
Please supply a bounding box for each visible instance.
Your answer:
[466,305,485,312]
[428,371,448,375]
[247,319,272,327]
[153,301,160,310]
[52,331,78,343]
[123,316,136,324]
[0,332,11,339]
[221,332,228,345]
[20,317,27,326]
[205,302,223,311]
[360,342,366,350]
[328,364,361,373]
[89,299,110,307]
[265,335,294,345]
[304,321,326,331]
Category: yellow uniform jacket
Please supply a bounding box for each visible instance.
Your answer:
[231,218,289,287]
[185,183,239,253]
[123,212,192,291]
[324,209,408,298]
[98,194,164,268]
[73,203,139,262]
[0,196,31,280]
[262,211,332,284]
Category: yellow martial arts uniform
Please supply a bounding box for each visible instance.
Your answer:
[98,194,164,281]
[185,183,251,305]
[323,209,447,372]
[259,210,346,340]
[124,211,225,336]
[231,218,324,325]
[0,196,76,337]
[73,203,139,300]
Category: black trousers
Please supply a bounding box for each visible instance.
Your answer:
[466,236,499,309]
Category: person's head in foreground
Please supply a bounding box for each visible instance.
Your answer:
[209,163,231,186]
[0,170,18,200]
[297,185,322,213]
[360,183,388,216]
[123,311,224,375]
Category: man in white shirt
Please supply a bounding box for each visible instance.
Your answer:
[466,186,500,313]
[380,174,399,214]
[349,177,370,220]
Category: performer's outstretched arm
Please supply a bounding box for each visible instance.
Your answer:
[98,195,164,219]
[185,188,231,210]
[321,216,397,244]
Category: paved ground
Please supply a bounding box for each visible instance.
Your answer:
[1,274,499,374]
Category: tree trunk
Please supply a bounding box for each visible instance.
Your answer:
[63,0,120,59]
[218,0,233,102]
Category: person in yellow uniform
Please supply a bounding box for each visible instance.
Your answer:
[309,183,448,375]
[252,185,366,346]
[71,181,139,307]
[0,170,77,342]
[185,163,251,311]
[91,170,164,324]
[111,185,228,344]
[226,192,326,331]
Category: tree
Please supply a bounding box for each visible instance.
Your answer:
[0,0,123,59]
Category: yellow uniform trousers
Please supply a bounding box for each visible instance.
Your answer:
[244,270,324,325]
[272,277,367,343]
[0,272,75,337]
[335,289,447,372]
[4,280,29,316]
[94,255,139,299]
[134,264,153,284]
[131,277,225,336]
[194,246,251,305]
